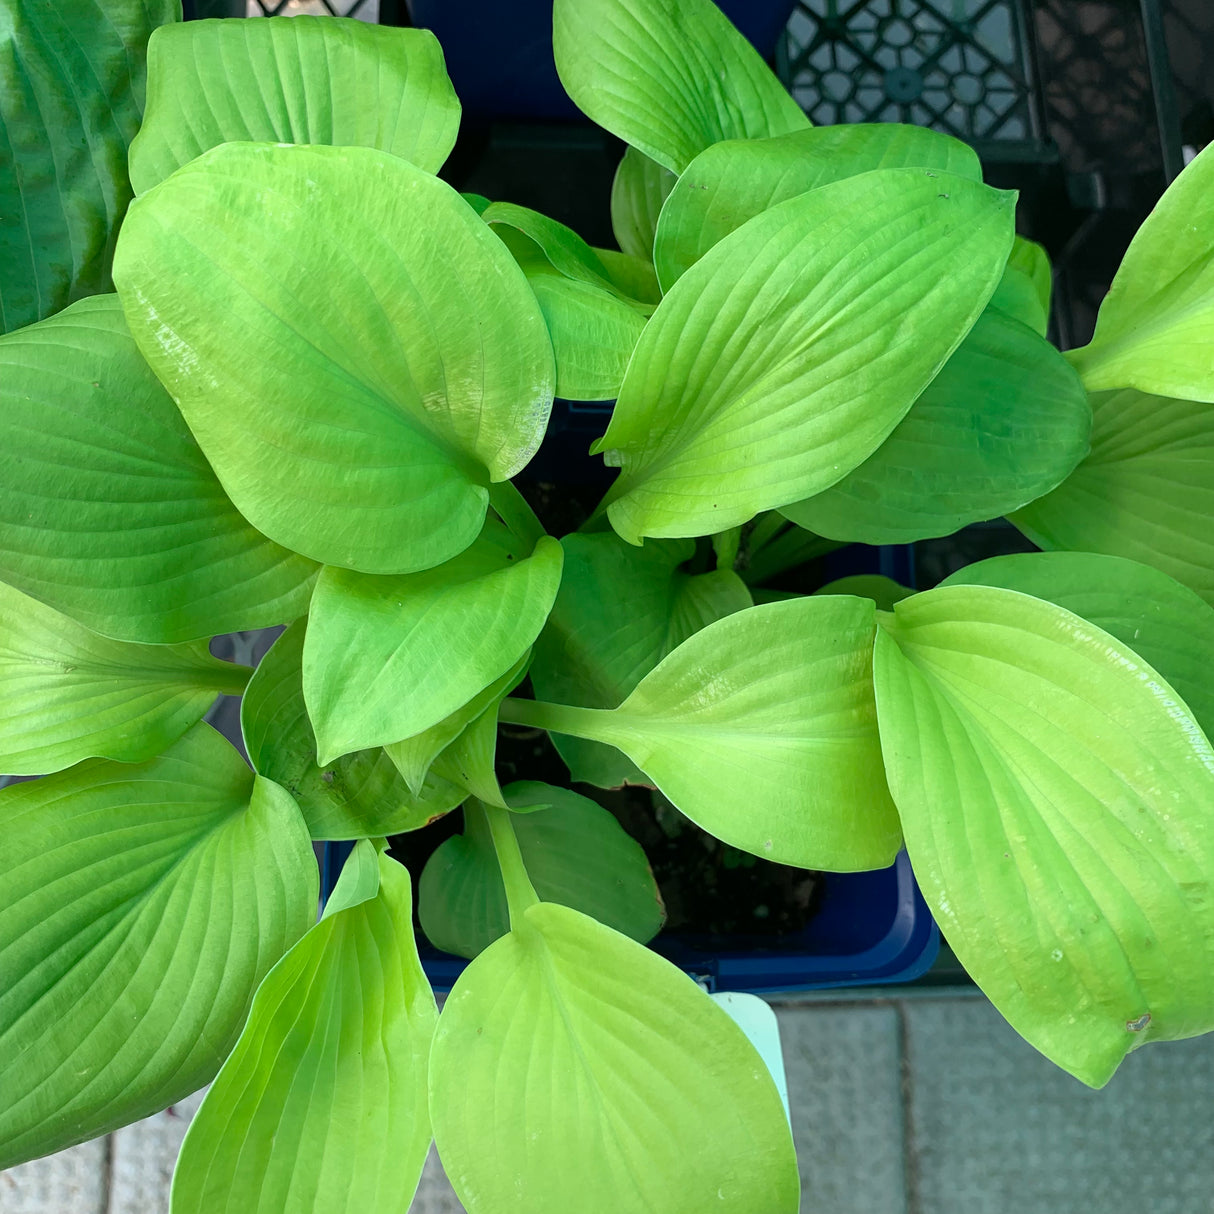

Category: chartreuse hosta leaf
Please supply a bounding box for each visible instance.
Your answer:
[419,786,664,959]
[989,235,1051,335]
[654,123,981,290]
[0,580,246,775]
[0,0,176,332]
[505,596,901,870]
[941,551,1214,739]
[531,531,751,787]
[0,295,317,643]
[1012,388,1214,606]
[423,658,532,808]
[816,575,912,613]
[482,202,651,399]
[781,309,1090,544]
[129,17,459,195]
[483,202,650,307]
[517,270,648,400]
[386,651,530,802]
[553,0,807,175]
[305,517,562,764]
[242,620,463,840]
[1068,142,1214,400]
[428,808,798,1213]
[610,146,675,262]
[741,513,844,587]
[0,724,317,1168]
[114,142,555,575]
[595,169,1015,544]
[874,586,1214,1087]
[170,843,437,1214]
[591,246,662,304]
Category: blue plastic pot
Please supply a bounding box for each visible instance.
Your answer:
[406,0,799,120]
[319,843,937,995]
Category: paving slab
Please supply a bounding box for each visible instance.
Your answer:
[0,1138,107,1214]
[19,993,1214,1214]
[108,1091,206,1214]
[775,1001,909,1214]
[903,996,1214,1214]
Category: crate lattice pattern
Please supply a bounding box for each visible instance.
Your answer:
[778,0,1041,144]
[246,0,377,18]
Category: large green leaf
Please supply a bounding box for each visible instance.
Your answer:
[874,585,1214,1087]
[988,236,1051,335]
[1068,142,1214,400]
[129,17,459,195]
[483,201,647,306]
[610,146,676,262]
[1012,388,1214,606]
[507,596,902,870]
[0,724,316,1167]
[483,202,651,399]
[780,309,1090,544]
[654,123,981,290]
[941,551,1214,740]
[523,271,649,400]
[385,652,530,798]
[592,246,662,304]
[0,295,317,642]
[419,787,664,959]
[741,513,843,586]
[169,843,436,1214]
[553,0,807,175]
[530,531,751,787]
[816,575,912,613]
[0,0,177,333]
[304,520,563,763]
[421,657,532,809]
[113,141,555,575]
[241,620,463,840]
[429,900,798,1214]
[594,169,1015,543]
[0,580,246,775]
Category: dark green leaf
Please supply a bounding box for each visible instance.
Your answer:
[0,0,177,332]
[419,787,664,959]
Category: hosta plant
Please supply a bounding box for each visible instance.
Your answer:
[2,0,1214,1210]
